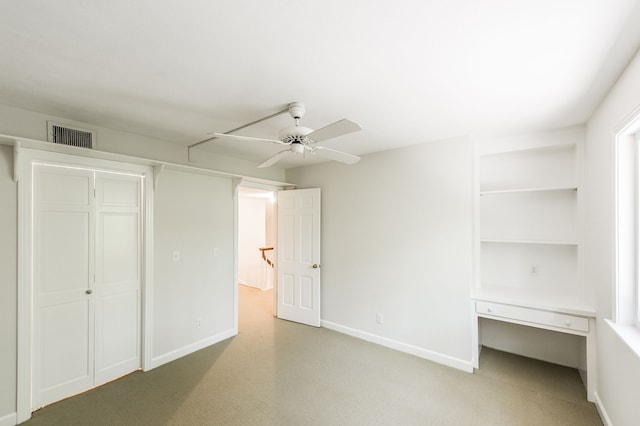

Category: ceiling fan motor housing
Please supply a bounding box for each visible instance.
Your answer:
[279,125,313,144]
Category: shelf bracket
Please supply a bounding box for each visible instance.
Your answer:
[13,140,21,183]
[152,164,164,191]
[232,178,243,199]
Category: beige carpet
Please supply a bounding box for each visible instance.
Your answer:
[24,285,602,425]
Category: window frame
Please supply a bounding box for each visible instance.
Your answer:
[614,110,640,329]
[636,131,640,328]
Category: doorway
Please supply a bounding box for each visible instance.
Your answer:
[238,187,276,319]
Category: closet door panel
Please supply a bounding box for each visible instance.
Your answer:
[94,172,141,385]
[32,166,95,409]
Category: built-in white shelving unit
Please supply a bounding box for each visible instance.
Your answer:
[471,128,596,401]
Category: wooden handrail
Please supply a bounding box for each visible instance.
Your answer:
[259,247,274,267]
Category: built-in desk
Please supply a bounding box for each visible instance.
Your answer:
[471,290,596,401]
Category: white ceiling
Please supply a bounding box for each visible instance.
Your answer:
[1,0,640,168]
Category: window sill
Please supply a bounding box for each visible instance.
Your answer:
[605,319,640,359]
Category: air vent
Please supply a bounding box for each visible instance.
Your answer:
[47,121,95,149]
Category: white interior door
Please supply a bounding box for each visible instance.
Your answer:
[94,172,142,386]
[33,165,95,409]
[277,188,321,327]
[33,165,141,409]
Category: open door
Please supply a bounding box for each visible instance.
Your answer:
[276,188,321,327]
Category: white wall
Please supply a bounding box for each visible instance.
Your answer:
[238,195,267,289]
[584,48,640,425]
[286,136,474,368]
[152,169,235,366]
[0,146,17,423]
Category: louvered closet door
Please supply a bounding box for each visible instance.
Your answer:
[32,165,142,409]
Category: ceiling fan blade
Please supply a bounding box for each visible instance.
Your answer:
[258,149,291,168]
[306,119,362,143]
[212,133,286,145]
[310,146,360,165]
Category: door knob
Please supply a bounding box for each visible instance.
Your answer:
[312,264,320,269]
[86,289,93,295]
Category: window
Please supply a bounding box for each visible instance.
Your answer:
[615,114,640,329]
[612,113,640,357]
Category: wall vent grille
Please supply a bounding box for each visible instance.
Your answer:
[47,122,95,149]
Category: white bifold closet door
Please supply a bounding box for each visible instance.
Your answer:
[32,164,142,409]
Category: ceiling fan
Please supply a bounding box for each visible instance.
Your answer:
[211,102,363,168]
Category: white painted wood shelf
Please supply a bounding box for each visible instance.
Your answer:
[480,239,578,245]
[478,141,577,157]
[480,186,578,195]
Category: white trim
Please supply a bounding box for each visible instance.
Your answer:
[471,136,481,370]
[13,141,20,182]
[16,151,33,424]
[233,179,241,335]
[470,302,480,369]
[605,318,640,359]
[239,180,288,192]
[149,329,236,369]
[613,106,640,327]
[636,130,640,328]
[594,392,613,426]
[321,320,474,373]
[16,148,154,422]
[0,412,17,426]
[142,169,154,373]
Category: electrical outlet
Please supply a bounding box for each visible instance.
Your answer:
[376,313,384,324]
[196,319,202,328]
[172,251,180,262]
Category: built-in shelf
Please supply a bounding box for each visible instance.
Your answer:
[480,239,579,246]
[480,186,578,196]
[473,130,594,401]
[478,142,576,157]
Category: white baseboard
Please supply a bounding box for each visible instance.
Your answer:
[321,320,474,373]
[593,392,612,426]
[0,412,17,426]
[148,329,236,370]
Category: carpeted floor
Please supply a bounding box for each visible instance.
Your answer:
[24,285,602,425]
